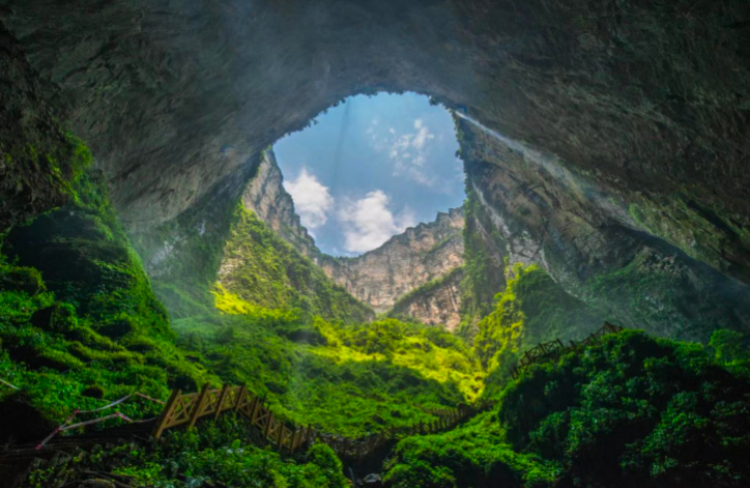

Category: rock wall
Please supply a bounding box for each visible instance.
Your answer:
[320,209,465,314]
[458,116,750,341]
[388,268,464,331]
[3,0,748,288]
[2,0,750,341]
[0,22,85,230]
[241,151,319,260]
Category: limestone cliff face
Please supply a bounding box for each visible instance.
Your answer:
[320,209,465,315]
[241,151,319,260]
[458,116,750,342]
[388,268,465,331]
[4,0,748,287]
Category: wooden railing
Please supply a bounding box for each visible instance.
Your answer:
[152,383,472,458]
[511,322,624,380]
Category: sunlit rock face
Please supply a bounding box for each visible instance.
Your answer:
[241,150,465,323]
[389,268,464,332]
[320,209,465,314]
[241,151,319,260]
[3,0,750,337]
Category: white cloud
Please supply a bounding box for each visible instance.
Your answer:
[337,190,417,253]
[283,168,334,229]
[388,122,437,187]
[412,125,434,150]
[365,116,456,191]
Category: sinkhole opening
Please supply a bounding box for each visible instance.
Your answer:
[273,92,465,257]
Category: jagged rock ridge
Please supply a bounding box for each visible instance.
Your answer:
[319,210,465,315]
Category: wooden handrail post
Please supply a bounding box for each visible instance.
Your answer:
[290,429,300,454]
[234,384,247,412]
[187,384,211,429]
[250,397,262,423]
[276,424,285,450]
[264,411,275,438]
[152,389,181,440]
[215,384,231,420]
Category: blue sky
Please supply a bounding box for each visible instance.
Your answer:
[274,93,464,257]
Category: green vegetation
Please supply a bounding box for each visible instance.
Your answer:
[219,205,373,323]
[0,169,214,425]
[147,197,480,437]
[174,306,482,437]
[384,330,750,488]
[24,415,349,488]
[474,264,603,397]
[458,189,506,339]
[0,167,479,442]
[384,411,556,488]
[4,137,750,488]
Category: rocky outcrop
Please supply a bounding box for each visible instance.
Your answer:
[241,151,319,260]
[388,268,464,331]
[0,21,86,230]
[320,209,465,315]
[458,116,750,342]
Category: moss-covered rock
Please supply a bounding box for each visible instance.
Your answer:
[475,264,604,395]
[5,171,172,340]
[0,166,215,425]
[30,303,77,333]
[0,22,92,231]
[0,265,45,296]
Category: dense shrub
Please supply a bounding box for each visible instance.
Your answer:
[498,330,750,488]
[23,415,350,488]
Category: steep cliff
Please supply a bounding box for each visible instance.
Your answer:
[457,115,750,342]
[215,204,375,323]
[320,208,465,315]
[130,154,373,324]
[388,267,464,331]
[2,0,750,339]
[4,0,748,293]
[241,151,319,260]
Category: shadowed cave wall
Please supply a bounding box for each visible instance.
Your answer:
[1,0,750,339]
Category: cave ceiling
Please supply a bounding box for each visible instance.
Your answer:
[1,0,749,291]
